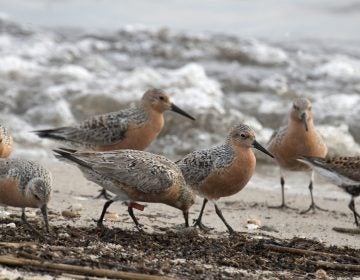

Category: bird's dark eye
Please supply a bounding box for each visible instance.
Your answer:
[293,105,299,110]
[159,96,165,100]
[33,194,40,200]
[240,133,246,138]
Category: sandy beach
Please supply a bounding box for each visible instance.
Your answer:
[1,160,359,279]
[45,161,358,247]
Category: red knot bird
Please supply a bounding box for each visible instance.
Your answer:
[0,125,13,158]
[35,88,195,199]
[0,158,52,238]
[34,88,194,151]
[267,97,328,213]
[298,155,360,227]
[53,148,195,230]
[176,124,274,234]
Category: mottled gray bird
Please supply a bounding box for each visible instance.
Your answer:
[267,98,328,213]
[35,88,195,199]
[53,148,195,230]
[298,155,360,227]
[34,88,194,151]
[176,124,273,234]
[0,158,52,238]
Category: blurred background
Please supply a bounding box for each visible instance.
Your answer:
[0,0,360,160]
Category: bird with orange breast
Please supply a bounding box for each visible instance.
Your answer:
[34,88,194,151]
[0,125,13,158]
[267,97,328,213]
[0,158,52,239]
[176,124,274,234]
[35,88,195,198]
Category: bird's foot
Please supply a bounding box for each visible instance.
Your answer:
[94,218,106,229]
[300,203,327,214]
[268,203,297,210]
[193,219,213,232]
[134,224,144,232]
[228,228,238,236]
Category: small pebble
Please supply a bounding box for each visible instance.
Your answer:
[61,210,80,219]
[315,269,328,279]
[104,211,119,221]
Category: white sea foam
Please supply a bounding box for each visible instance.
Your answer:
[318,124,360,156]
[240,40,288,65]
[313,55,360,81]
[0,17,358,165]
[0,55,43,76]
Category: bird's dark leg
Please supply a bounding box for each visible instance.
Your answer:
[268,176,297,209]
[300,175,327,214]
[348,197,360,227]
[21,208,45,240]
[40,204,49,233]
[94,189,113,200]
[193,198,212,231]
[128,206,143,231]
[183,211,189,227]
[97,199,114,227]
[214,203,235,234]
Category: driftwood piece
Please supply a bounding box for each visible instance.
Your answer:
[333,227,360,234]
[309,260,360,272]
[264,244,360,263]
[0,255,176,280]
[0,242,37,249]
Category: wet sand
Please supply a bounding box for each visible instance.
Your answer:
[44,162,359,247]
[0,161,359,279]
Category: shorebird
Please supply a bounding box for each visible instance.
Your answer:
[298,155,360,227]
[176,124,274,234]
[34,88,194,151]
[267,97,328,213]
[34,88,195,199]
[0,158,52,238]
[53,148,195,230]
[0,125,13,158]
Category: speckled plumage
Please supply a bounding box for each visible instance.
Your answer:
[0,158,52,237]
[177,123,273,233]
[0,125,13,158]
[176,144,235,193]
[299,156,360,226]
[46,108,148,149]
[0,159,52,206]
[35,88,194,152]
[54,149,195,228]
[267,98,328,212]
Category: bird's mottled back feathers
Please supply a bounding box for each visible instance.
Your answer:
[177,144,235,187]
[318,156,360,182]
[0,158,52,195]
[59,150,181,193]
[36,107,148,148]
[267,126,286,147]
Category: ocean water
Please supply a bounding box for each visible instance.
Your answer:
[0,13,359,162]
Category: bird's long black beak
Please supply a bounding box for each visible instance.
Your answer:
[252,140,274,158]
[41,204,50,233]
[300,112,308,132]
[171,103,195,121]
